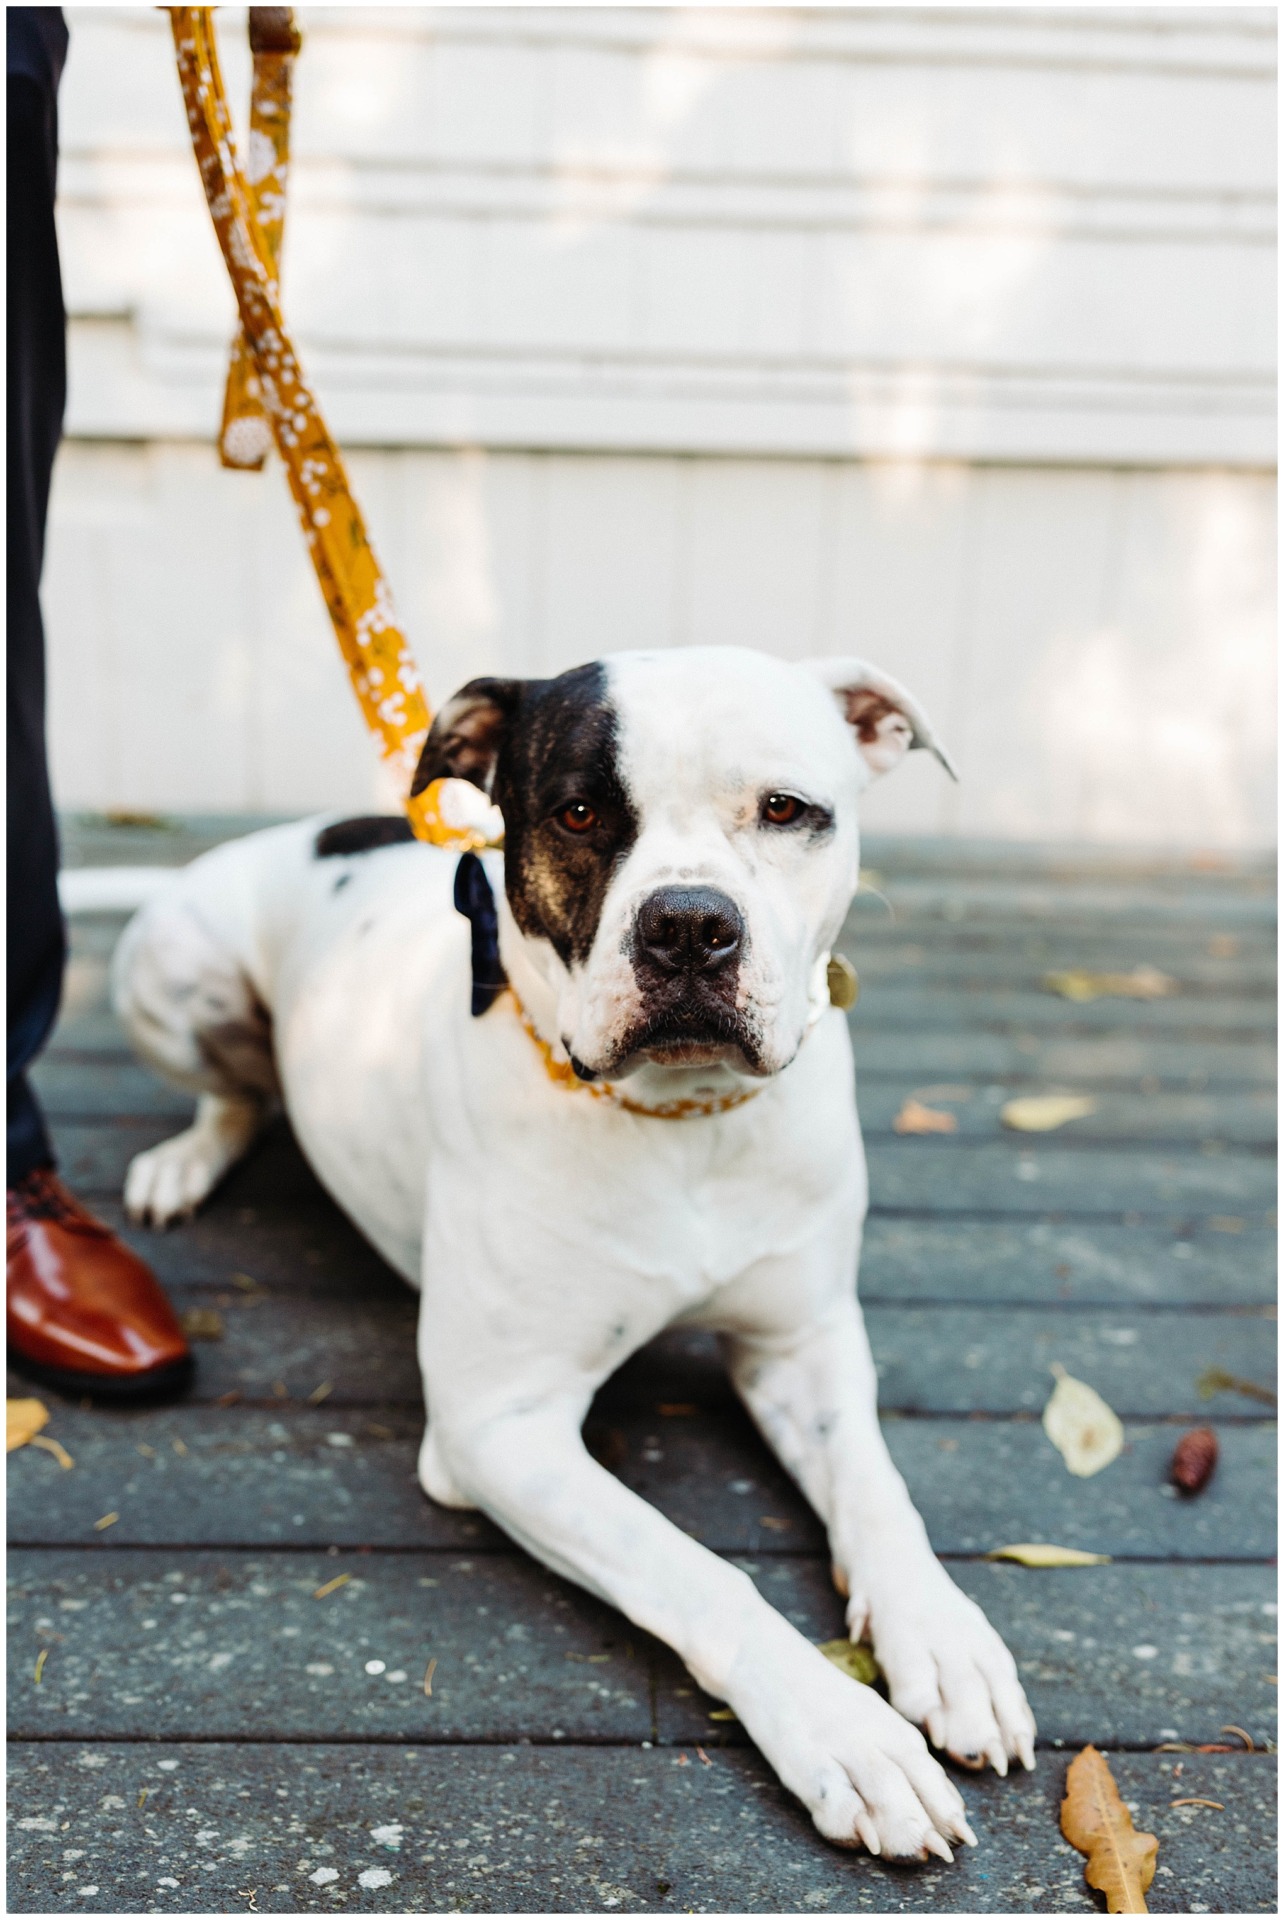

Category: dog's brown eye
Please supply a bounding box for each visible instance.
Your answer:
[557,800,598,833]
[762,792,805,826]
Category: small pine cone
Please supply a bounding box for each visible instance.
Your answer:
[1170,1427,1219,1495]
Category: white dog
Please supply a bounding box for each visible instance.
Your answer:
[113,646,1035,1862]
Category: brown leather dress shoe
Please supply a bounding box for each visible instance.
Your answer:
[7,1167,193,1400]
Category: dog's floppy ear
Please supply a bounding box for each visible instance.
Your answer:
[411,678,524,798]
[802,656,957,782]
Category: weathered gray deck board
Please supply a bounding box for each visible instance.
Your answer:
[8,1550,1276,1751]
[6,1744,1275,1915]
[847,989,1275,1035]
[858,1218,1277,1305]
[10,1282,1274,1415]
[7,1407,1274,1560]
[34,1054,1280,1147]
[43,1113,1278,1220]
[67,1200,1280,1308]
[9,822,1273,1914]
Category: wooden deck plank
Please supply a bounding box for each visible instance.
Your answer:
[43,1020,1279,1098]
[10,1293,1275,1417]
[847,989,1275,1035]
[6,1743,1275,1915]
[62,1201,1278,1309]
[34,1054,1279,1148]
[44,1113,1277,1218]
[845,878,1277,929]
[8,1551,1276,1752]
[7,1407,1274,1561]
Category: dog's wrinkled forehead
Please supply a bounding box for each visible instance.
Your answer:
[606,648,857,807]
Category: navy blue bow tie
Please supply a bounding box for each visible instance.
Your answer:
[454,852,509,1017]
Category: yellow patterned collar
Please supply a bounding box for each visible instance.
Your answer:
[504,987,763,1120]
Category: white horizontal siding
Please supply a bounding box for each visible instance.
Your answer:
[43,7,1276,844]
[57,5,1275,462]
[45,443,1275,846]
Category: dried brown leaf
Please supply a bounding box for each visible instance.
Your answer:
[893,1098,958,1136]
[1197,1367,1276,1407]
[7,1398,49,1452]
[1061,1745,1158,1913]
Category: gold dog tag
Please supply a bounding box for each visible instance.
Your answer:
[827,953,859,1009]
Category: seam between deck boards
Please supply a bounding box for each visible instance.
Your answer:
[9,1543,1275,1564]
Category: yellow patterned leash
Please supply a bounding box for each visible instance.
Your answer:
[217,7,296,472]
[168,6,484,851]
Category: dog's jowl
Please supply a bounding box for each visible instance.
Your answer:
[113,646,1033,1862]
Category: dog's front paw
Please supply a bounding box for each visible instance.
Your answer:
[847,1555,1036,1776]
[124,1097,262,1227]
[735,1643,976,1861]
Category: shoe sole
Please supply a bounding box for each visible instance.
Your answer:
[7,1352,195,1405]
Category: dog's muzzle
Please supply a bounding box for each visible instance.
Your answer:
[620,885,760,1069]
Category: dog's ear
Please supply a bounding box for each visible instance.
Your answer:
[802,656,957,782]
[411,678,524,798]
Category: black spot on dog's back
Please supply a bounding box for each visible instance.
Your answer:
[314,816,416,859]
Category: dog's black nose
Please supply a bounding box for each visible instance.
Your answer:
[636,887,744,975]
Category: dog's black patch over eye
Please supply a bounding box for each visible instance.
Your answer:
[495,663,639,968]
[314,815,416,859]
[759,792,833,835]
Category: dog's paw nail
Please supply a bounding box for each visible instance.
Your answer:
[922,1832,953,1865]
[855,1815,881,1856]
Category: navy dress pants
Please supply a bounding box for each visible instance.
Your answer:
[7,9,69,1183]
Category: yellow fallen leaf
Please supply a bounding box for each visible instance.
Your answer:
[893,1098,958,1135]
[817,1640,881,1686]
[313,1573,351,1599]
[93,1511,120,1531]
[33,1648,48,1685]
[1044,966,1175,1003]
[29,1434,75,1470]
[708,1707,738,1721]
[1061,1744,1158,1913]
[7,1398,49,1452]
[1043,1369,1124,1478]
[1002,1094,1098,1132]
[179,1307,224,1341]
[987,1543,1112,1567]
